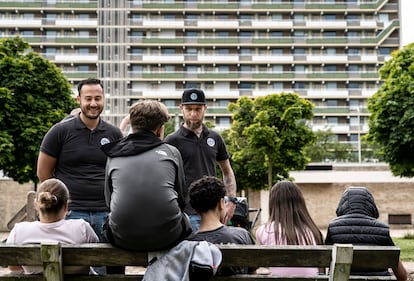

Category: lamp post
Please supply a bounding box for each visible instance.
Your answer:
[350,106,361,163]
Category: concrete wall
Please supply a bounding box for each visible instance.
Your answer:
[246,164,414,232]
[246,181,414,233]
[0,179,34,231]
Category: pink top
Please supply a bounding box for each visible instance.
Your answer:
[255,222,319,277]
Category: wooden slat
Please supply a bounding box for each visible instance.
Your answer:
[352,246,400,271]
[0,244,42,266]
[0,243,400,281]
[61,244,148,266]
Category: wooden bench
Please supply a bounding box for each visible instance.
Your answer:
[0,243,399,281]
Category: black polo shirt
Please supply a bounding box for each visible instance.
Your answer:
[40,115,123,211]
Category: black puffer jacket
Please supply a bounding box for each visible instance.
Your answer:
[325,187,394,274]
[325,186,394,246]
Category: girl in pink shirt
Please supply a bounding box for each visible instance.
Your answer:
[255,181,324,276]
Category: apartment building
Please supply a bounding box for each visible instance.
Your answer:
[0,0,400,157]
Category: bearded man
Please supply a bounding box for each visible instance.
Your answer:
[165,88,237,231]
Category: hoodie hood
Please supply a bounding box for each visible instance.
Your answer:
[101,130,164,157]
[335,186,379,218]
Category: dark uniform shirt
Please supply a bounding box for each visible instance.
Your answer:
[165,124,230,214]
[40,115,123,211]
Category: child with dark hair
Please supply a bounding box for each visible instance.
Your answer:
[256,181,324,276]
[187,176,255,275]
[6,178,98,275]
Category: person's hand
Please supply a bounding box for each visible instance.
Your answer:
[223,201,236,225]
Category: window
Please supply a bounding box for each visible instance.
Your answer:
[324,31,336,37]
[163,14,176,20]
[324,14,336,20]
[326,99,338,107]
[294,65,306,72]
[45,47,57,54]
[217,48,230,55]
[327,117,338,125]
[131,65,143,72]
[78,14,90,19]
[78,65,89,71]
[240,48,252,55]
[272,82,283,90]
[217,31,230,38]
[185,31,199,37]
[161,48,176,54]
[347,82,360,89]
[163,100,176,107]
[131,48,144,54]
[294,82,306,89]
[293,48,305,55]
[272,65,283,73]
[271,48,283,55]
[218,65,229,72]
[325,82,337,89]
[324,65,337,71]
[186,48,197,54]
[293,31,305,37]
[347,48,360,55]
[23,13,34,19]
[46,30,57,38]
[239,82,253,89]
[240,65,252,72]
[271,31,283,37]
[78,48,89,54]
[185,65,198,72]
[46,13,57,20]
[131,31,144,37]
[378,47,391,55]
[240,14,252,20]
[325,48,336,55]
[217,117,231,126]
[185,83,200,89]
[347,65,360,72]
[240,31,253,37]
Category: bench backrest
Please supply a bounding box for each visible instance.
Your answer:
[0,243,399,281]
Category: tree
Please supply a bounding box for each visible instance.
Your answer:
[305,128,354,163]
[367,42,414,177]
[226,93,315,190]
[0,37,77,184]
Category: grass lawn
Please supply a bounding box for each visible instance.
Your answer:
[394,236,414,261]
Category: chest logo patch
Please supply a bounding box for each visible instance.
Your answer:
[207,137,215,147]
[101,138,110,145]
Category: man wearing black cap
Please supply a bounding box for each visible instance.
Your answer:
[165,88,237,231]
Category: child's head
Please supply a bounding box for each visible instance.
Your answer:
[269,181,308,222]
[36,178,69,215]
[189,176,226,214]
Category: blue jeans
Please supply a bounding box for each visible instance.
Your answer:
[66,210,108,242]
[66,210,109,275]
[189,214,201,232]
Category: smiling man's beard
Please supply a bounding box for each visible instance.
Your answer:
[185,119,202,131]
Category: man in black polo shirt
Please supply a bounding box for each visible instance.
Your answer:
[37,78,123,246]
[165,88,237,231]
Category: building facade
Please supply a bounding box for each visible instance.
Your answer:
[0,0,400,157]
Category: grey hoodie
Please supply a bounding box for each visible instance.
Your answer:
[101,130,191,251]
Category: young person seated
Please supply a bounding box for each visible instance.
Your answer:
[6,178,99,275]
[325,186,407,281]
[102,100,192,251]
[255,181,324,277]
[186,176,255,275]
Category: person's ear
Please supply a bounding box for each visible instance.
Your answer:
[219,198,225,210]
[156,125,165,139]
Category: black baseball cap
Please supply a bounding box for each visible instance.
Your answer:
[181,88,206,105]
